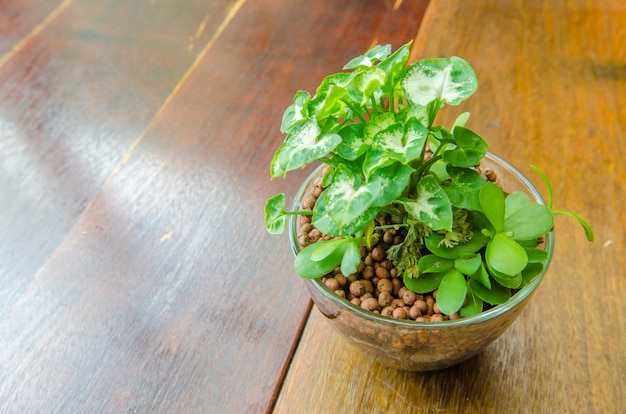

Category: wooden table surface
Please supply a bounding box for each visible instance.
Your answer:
[0,0,623,413]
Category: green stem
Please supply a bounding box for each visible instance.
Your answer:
[342,99,367,123]
[370,96,379,118]
[552,209,595,241]
[375,224,408,231]
[285,210,314,216]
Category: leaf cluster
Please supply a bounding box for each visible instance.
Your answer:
[264,41,593,317]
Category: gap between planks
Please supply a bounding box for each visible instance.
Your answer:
[0,0,73,70]
[28,0,248,281]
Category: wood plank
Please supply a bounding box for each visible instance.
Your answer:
[0,0,239,317]
[0,0,429,412]
[274,0,625,412]
[0,0,67,59]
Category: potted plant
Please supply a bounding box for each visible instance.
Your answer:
[264,41,593,370]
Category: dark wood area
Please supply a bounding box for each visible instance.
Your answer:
[0,0,429,412]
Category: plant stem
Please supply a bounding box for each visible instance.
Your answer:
[342,99,367,123]
[370,96,379,118]
[285,210,314,216]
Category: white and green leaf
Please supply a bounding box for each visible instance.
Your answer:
[264,193,287,234]
[400,56,478,107]
[270,120,341,177]
[397,175,453,231]
[372,117,428,164]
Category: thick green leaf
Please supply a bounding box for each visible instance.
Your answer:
[295,240,347,279]
[400,56,478,107]
[460,293,483,318]
[469,278,511,305]
[491,270,522,289]
[521,262,544,285]
[452,112,470,130]
[442,165,485,210]
[264,193,287,234]
[397,175,453,231]
[454,253,482,275]
[469,262,491,289]
[418,254,454,273]
[343,44,392,69]
[485,233,528,276]
[341,240,362,276]
[503,204,554,240]
[310,239,348,261]
[505,192,531,219]
[425,231,489,259]
[479,182,505,233]
[525,247,549,263]
[436,269,468,315]
[403,272,443,294]
[443,126,488,168]
[271,120,341,177]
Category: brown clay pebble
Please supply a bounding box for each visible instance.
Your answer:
[431,314,444,322]
[301,196,316,210]
[377,278,393,293]
[335,274,347,287]
[350,281,366,297]
[433,302,441,314]
[361,297,380,312]
[361,279,374,294]
[335,290,346,298]
[325,278,339,291]
[392,307,409,319]
[414,300,428,313]
[371,246,386,262]
[309,228,322,242]
[409,305,422,319]
[381,306,394,317]
[362,265,375,279]
[378,291,393,307]
[402,290,417,306]
[391,278,402,295]
[375,266,390,279]
[383,229,396,243]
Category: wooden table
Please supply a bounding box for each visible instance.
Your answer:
[0,0,623,412]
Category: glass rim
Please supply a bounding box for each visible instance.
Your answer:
[288,152,555,329]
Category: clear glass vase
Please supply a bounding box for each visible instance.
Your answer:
[288,153,555,371]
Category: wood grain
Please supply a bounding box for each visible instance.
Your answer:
[274,0,625,412]
[0,0,429,413]
[0,0,67,60]
[0,0,239,317]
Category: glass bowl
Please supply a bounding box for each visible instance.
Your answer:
[288,153,554,371]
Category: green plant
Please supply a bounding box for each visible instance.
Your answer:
[264,41,593,317]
